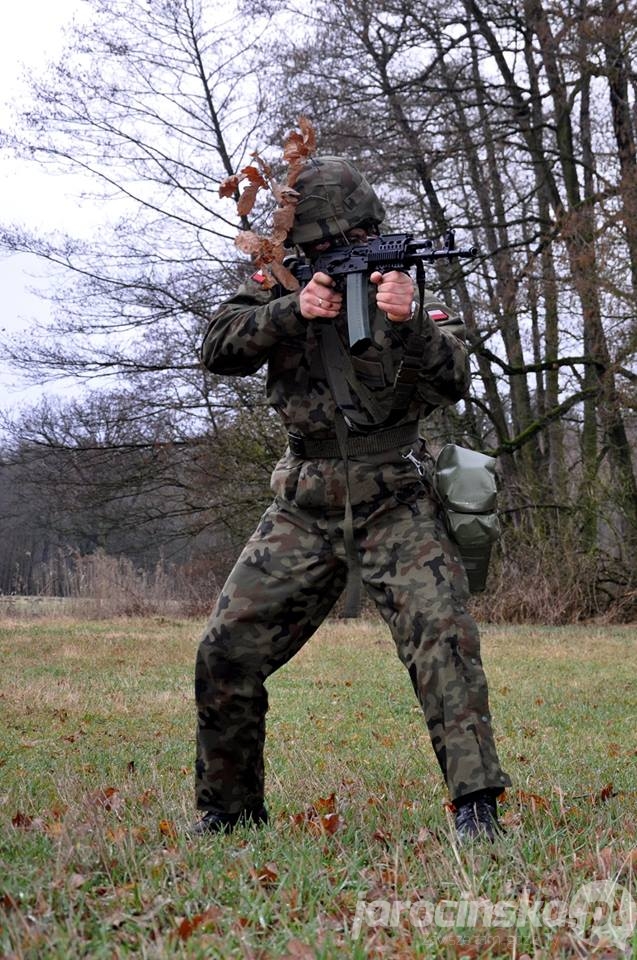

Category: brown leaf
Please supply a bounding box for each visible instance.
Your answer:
[45,821,65,838]
[235,230,271,259]
[250,151,273,181]
[240,164,268,188]
[68,873,88,890]
[137,788,157,806]
[158,818,177,840]
[500,810,522,829]
[619,848,637,877]
[313,793,337,814]
[271,182,300,206]
[271,203,298,241]
[237,182,261,218]
[250,861,279,888]
[11,811,34,829]
[283,134,310,168]
[225,118,316,286]
[515,789,549,812]
[1,892,19,910]
[219,175,240,199]
[314,813,344,835]
[372,828,392,845]
[270,261,299,291]
[175,915,202,941]
[174,906,222,941]
[89,787,124,812]
[595,783,616,804]
[279,938,316,960]
[283,116,317,182]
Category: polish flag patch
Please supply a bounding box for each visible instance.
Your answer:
[251,271,266,284]
[428,308,449,322]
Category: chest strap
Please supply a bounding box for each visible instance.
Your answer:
[288,422,419,460]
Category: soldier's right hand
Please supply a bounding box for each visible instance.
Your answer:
[299,272,342,320]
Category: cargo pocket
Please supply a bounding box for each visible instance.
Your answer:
[270,451,301,502]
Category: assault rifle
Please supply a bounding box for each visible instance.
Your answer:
[293,229,478,349]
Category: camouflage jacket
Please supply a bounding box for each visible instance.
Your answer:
[201,276,470,438]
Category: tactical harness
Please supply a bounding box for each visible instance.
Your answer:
[284,273,500,593]
[286,276,430,582]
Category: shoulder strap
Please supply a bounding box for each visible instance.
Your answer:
[318,264,430,431]
[318,324,389,428]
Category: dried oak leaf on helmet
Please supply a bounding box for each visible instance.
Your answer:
[218,117,317,290]
[284,116,317,184]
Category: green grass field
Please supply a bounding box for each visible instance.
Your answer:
[1,617,635,958]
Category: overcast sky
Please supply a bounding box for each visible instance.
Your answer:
[0,0,88,409]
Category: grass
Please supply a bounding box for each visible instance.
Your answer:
[0,616,636,958]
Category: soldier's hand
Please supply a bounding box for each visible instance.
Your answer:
[299,272,342,320]
[371,270,415,322]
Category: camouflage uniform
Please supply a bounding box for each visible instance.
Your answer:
[195,266,511,815]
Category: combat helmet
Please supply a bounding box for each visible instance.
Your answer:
[289,156,386,246]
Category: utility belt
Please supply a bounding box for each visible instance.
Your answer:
[287,422,420,460]
[287,426,501,596]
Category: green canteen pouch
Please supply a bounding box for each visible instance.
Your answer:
[434,444,501,593]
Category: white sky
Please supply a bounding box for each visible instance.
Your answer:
[0,0,89,409]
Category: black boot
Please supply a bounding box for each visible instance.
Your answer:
[189,804,268,837]
[454,790,501,843]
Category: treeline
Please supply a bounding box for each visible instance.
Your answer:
[0,0,635,621]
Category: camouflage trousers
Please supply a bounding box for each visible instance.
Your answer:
[195,447,511,813]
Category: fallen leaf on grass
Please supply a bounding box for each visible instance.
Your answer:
[515,789,549,812]
[313,793,337,814]
[279,938,316,960]
[290,795,344,836]
[619,848,637,877]
[174,905,223,941]
[158,819,177,840]
[372,828,392,846]
[137,788,158,807]
[67,873,88,890]
[249,861,279,888]
[574,845,615,878]
[89,787,125,813]
[310,813,344,835]
[500,809,522,829]
[440,932,510,958]
[11,812,45,832]
[595,783,616,804]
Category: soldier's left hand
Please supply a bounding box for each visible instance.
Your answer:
[370,270,415,323]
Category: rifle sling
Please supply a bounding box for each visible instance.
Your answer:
[318,321,427,431]
[316,317,426,578]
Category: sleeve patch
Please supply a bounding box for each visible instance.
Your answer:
[428,308,449,322]
[251,271,266,284]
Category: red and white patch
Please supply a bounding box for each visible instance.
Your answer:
[251,271,266,284]
[428,308,449,322]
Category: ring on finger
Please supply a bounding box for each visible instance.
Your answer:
[319,297,324,307]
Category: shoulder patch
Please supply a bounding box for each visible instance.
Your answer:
[251,271,266,284]
[428,308,449,322]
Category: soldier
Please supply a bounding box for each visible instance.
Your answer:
[193,156,511,841]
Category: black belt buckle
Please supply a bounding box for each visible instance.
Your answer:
[288,433,305,457]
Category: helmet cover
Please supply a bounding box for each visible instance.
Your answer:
[289,156,386,245]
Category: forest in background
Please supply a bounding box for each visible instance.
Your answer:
[0,0,635,622]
